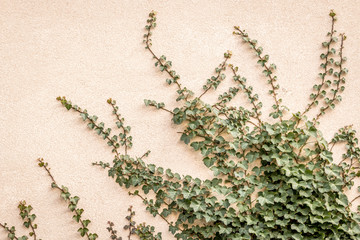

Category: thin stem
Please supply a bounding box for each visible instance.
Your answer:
[159,107,174,114]
[106,221,120,240]
[29,222,37,240]
[343,175,356,188]
[301,14,336,117]
[349,195,360,206]
[127,206,135,240]
[75,108,120,158]
[57,97,121,158]
[0,223,19,240]
[230,65,262,126]
[297,138,312,159]
[39,159,92,240]
[131,193,174,228]
[139,151,151,160]
[198,58,229,99]
[144,18,183,92]
[314,34,345,123]
[213,105,260,129]
[234,27,282,121]
[92,162,110,168]
[109,102,129,155]
[130,189,206,239]
[330,141,336,151]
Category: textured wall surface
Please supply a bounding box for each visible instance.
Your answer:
[1,1,360,239]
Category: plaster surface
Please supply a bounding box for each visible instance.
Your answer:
[1,1,360,239]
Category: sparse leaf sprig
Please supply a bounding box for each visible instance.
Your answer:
[214,86,239,108]
[331,126,360,189]
[37,158,98,240]
[233,27,285,120]
[106,221,122,240]
[107,98,133,155]
[143,11,193,102]
[229,64,263,126]
[198,51,232,99]
[17,201,40,240]
[314,32,347,123]
[135,223,162,240]
[143,99,175,115]
[0,222,30,240]
[0,201,41,240]
[56,96,122,156]
[123,206,136,240]
[302,10,339,118]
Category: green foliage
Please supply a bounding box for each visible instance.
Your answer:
[38,158,99,240]
[106,206,162,240]
[2,9,360,240]
[0,201,41,240]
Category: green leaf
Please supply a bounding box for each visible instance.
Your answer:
[80,113,87,121]
[78,227,89,237]
[245,151,259,163]
[180,133,191,144]
[82,219,91,227]
[203,157,216,167]
[190,200,206,212]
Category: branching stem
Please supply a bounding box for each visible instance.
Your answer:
[230,65,262,126]
[39,159,93,240]
[199,58,229,99]
[314,34,345,123]
[301,14,336,117]
[234,27,282,121]
[0,223,19,240]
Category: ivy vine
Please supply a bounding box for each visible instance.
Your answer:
[1,10,360,240]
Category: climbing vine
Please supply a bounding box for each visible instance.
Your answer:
[2,10,360,240]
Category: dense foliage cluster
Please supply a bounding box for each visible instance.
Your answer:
[2,10,360,240]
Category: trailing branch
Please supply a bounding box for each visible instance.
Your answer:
[198,52,231,99]
[301,10,338,117]
[38,158,98,240]
[233,27,283,120]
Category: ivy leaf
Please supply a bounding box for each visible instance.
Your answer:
[180,133,191,144]
[190,200,206,212]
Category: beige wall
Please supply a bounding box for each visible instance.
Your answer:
[1,1,360,239]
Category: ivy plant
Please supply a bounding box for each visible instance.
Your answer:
[2,10,360,240]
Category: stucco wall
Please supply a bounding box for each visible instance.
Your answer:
[1,1,360,239]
